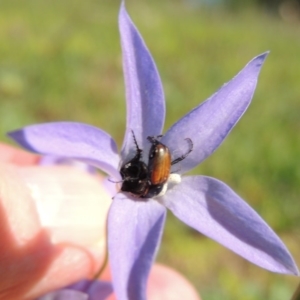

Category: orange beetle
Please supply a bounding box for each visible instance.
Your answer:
[147,136,171,186]
[144,135,193,198]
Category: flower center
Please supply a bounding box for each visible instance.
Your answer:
[119,132,193,199]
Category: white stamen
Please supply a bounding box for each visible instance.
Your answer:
[155,173,182,198]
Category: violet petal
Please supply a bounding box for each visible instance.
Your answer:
[67,280,113,300]
[119,2,165,159]
[162,175,299,275]
[36,280,113,300]
[36,289,88,300]
[8,122,120,178]
[102,177,119,198]
[161,53,268,174]
[108,194,166,300]
[39,155,97,174]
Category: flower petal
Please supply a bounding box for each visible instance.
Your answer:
[108,194,166,300]
[67,280,113,300]
[161,53,268,173]
[8,122,120,178]
[36,289,88,300]
[119,2,165,160]
[162,176,299,275]
[39,155,97,174]
[36,280,112,300]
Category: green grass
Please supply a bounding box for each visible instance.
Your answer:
[1,0,300,299]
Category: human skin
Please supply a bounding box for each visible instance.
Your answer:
[0,143,200,300]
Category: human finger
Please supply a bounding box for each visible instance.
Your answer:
[0,163,111,299]
[0,143,39,165]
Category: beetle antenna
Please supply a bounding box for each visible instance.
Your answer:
[131,130,142,155]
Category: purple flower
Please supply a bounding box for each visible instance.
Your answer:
[8,2,299,300]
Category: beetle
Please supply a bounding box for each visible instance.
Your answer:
[120,131,149,197]
[143,135,193,198]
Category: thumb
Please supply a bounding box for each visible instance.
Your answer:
[0,162,111,299]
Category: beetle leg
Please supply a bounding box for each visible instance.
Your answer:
[147,135,163,145]
[171,138,193,165]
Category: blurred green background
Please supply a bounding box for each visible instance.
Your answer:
[1,0,300,299]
